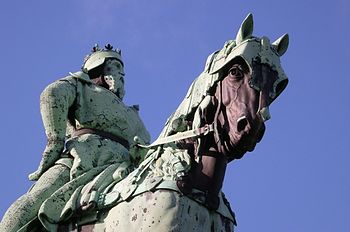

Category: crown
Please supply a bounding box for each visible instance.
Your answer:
[83,43,123,72]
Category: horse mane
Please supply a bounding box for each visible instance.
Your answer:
[157,48,249,140]
[157,51,222,139]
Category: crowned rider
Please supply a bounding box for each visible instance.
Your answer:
[0,44,150,232]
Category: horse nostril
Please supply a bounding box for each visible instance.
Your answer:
[237,116,249,132]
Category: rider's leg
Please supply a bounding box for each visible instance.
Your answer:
[0,164,70,232]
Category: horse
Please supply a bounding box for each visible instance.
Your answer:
[28,13,289,232]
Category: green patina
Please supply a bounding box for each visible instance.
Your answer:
[0,13,289,232]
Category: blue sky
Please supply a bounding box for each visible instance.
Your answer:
[0,1,349,231]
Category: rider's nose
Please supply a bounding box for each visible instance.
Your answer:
[237,116,249,132]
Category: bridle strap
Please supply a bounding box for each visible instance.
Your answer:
[212,81,223,153]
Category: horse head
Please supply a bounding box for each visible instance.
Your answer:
[190,13,289,161]
[162,14,290,209]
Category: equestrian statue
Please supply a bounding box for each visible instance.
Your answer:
[0,13,289,232]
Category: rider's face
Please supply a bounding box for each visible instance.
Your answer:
[103,59,125,99]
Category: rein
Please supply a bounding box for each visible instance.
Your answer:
[138,81,224,151]
[137,124,215,149]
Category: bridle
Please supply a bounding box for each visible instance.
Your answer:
[211,80,224,154]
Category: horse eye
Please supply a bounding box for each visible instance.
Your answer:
[229,67,244,79]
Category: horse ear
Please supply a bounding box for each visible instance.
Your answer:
[272,33,289,56]
[236,13,254,44]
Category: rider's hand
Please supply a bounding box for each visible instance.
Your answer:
[130,136,150,165]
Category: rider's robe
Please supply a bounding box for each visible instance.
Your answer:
[37,71,150,230]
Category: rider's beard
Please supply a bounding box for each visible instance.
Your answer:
[104,75,125,100]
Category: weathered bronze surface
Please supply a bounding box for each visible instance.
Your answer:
[0,13,288,232]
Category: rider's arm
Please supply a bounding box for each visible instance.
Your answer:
[29,78,76,181]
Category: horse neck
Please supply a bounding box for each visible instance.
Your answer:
[195,149,227,188]
[189,83,227,192]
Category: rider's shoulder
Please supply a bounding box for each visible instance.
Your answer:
[54,71,92,87]
[67,71,91,83]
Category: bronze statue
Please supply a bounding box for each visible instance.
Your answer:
[0,13,288,232]
[0,44,150,232]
